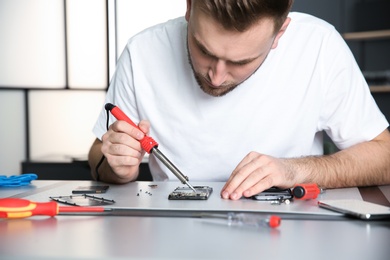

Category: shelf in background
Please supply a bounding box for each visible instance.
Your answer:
[370,85,390,93]
[343,30,390,41]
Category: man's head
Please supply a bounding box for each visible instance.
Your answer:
[185,0,293,96]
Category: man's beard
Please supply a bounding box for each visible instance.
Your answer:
[187,45,238,97]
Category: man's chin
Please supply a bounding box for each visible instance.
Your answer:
[200,84,237,97]
[200,85,236,97]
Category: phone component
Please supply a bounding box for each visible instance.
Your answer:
[292,183,321,199]
[72,185,109,194]
[50,194,115,207]
[137,189,153,197]
[251,187,293,203]
[168,186,213,200]
[105,103,197,193]
[0,198,111,219]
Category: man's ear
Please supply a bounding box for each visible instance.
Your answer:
[271,17,291,49]
[185,0,192,22]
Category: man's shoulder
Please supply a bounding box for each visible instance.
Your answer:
[130,17,186,42]
[288,12,335,32]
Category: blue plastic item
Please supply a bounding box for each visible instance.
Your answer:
[0,174,38,187]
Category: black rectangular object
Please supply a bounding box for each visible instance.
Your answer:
[251,187,293,201]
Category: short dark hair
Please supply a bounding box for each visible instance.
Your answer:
[193,0,293,33]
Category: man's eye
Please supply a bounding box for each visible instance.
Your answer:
[230,61,248,66]
[199,48,211,57]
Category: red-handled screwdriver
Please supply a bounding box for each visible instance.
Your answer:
[105,103,197,193]
[0,198,108,219]
[292,183,321,200]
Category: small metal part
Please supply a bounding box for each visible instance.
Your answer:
[270,198,291,205]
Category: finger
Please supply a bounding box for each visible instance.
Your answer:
[227,164,272,200]
[105,151,142,168]
[241,160,292,197]
[107,142,143,158]
[105,154,142,179]
[110,120,145,140]
[103,129,142,150]
[221,152,256,191]
[138,120,151,135]
[242,175,275,198]
[221,153,262,199]
[102,129,144,163]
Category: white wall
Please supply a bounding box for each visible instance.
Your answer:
[0,91,26,175]
[0,0,186,175]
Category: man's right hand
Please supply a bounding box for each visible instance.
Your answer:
[88,119,150,183]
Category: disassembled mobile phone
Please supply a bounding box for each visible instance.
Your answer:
[72,185,109,194]
[251,187,293,201]
[168,186,213,200]
[318,199,390,220]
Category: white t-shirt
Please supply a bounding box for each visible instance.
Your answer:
[92,12,388,182]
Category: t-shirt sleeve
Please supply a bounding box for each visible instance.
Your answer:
[318,29,389,149]
[92,42,139,140]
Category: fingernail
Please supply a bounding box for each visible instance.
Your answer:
[136,132,144,140]
[231,192,238,200]
[221,191,229,199]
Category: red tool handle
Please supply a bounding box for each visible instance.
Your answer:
[268,215,281,228]
[0,198,105,219]
[105,103,158,153]
[0,198,58,218]
[292,183,320,200]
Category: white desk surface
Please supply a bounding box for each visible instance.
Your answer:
[1,180,390,260]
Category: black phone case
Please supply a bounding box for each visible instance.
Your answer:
[72,185,109,194]
[252,187,293,201]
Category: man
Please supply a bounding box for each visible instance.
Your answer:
[89,0,390,200]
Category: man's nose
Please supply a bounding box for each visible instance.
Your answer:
[208,59,227,86]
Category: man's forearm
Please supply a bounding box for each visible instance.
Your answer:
[288,130,390,188]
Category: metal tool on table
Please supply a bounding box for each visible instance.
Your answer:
[105,103,197,193]
[201,212,281,228]
[0,198,111,219]
[0,198,283,228]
